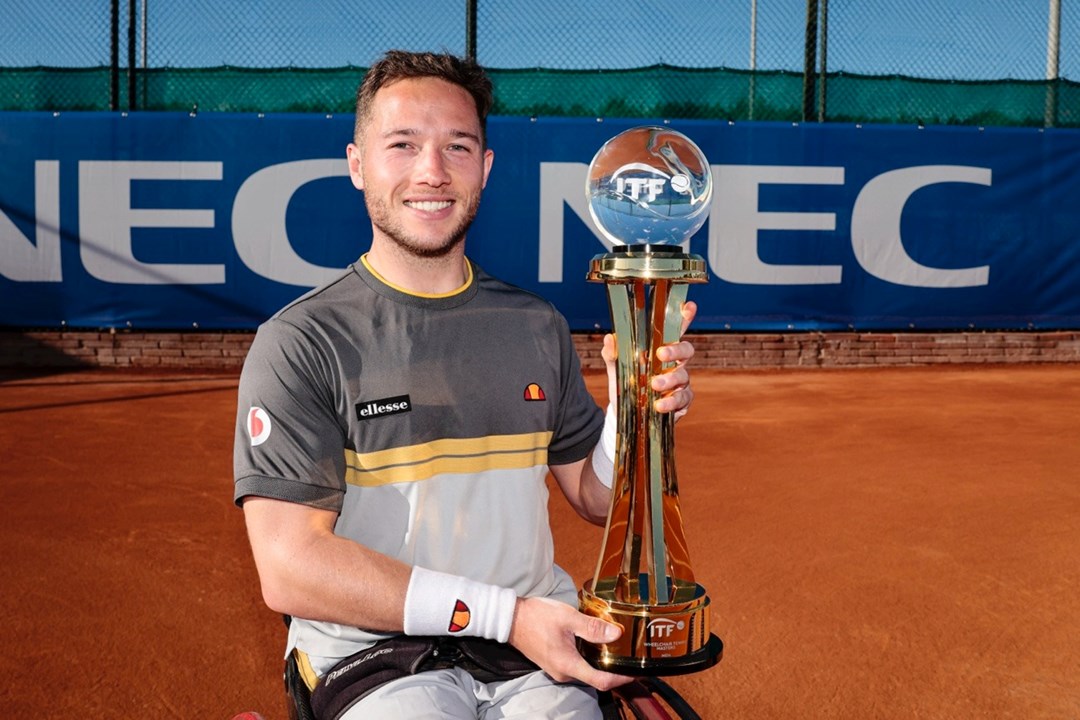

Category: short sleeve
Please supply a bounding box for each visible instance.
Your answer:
[547,309,604,466]
[233,318,347,510]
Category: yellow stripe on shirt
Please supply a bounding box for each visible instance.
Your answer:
[344,431,553,487]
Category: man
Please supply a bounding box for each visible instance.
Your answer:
[234,50,697,719]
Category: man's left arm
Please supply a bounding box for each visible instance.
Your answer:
[551,301,697,524]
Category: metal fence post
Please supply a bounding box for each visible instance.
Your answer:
[466,0,478,61]
[128,0,137,110]
[749,0,757,120]
[1045,0,1061,127]
[141,0,148,110]
[818,0,828,122]
[803,0,818,122]
[110,0,120,111]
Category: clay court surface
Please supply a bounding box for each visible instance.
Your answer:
[2,364,1078,719]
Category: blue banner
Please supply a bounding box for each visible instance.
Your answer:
[2,112,1079,330]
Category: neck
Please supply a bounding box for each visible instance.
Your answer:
[364,243,470,296]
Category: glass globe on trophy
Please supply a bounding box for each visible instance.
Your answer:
[579,126,723,675]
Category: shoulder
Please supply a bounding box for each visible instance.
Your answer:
[245,266,369,370]
[271,266,366,327]
[472,264,563,319]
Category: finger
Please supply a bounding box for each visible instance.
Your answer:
[679,300,697,337]
[576,615,623,645]
[653,350,691,399]
[652,363,689,391]
[601,333,617,365]
[554,651,634,691]
[651,356,689,414]
[656,339,695,365]
[581,665,636,692]
[566,617,635,689]
[654,383,693,415]
[602,334,618,410]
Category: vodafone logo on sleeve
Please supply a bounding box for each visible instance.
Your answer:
[247,407,272,446]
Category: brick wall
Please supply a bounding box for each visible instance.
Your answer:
[3,329,1079,371]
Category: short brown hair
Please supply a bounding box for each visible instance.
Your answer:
[354,50,494,146]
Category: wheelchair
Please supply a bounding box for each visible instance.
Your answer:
[282,618,702,720]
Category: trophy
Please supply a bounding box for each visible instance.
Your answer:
[578,126,723,675]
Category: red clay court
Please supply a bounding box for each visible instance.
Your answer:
[2,365,1078,718]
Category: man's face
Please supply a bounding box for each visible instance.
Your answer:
[347,77,494,259]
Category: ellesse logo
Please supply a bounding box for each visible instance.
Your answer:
[355,394,412,421]
[448,599,471,633]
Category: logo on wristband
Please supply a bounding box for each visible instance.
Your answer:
[448,599,471,633]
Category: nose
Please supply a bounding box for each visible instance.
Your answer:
[414,146,451,187]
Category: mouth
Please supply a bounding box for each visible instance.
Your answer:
[405,200,454,212]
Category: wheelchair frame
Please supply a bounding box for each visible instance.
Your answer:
[283,640,702,720]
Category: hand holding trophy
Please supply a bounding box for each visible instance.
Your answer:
[579,126,723,675]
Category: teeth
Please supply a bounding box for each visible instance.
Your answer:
[407,200,452,212]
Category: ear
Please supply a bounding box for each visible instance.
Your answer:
[346,143,364,190]
[481,148,494,189]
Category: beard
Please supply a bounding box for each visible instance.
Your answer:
[365,192,481,259]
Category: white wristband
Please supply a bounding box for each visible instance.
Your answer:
[402,566,517,643]
[590,403,617,489]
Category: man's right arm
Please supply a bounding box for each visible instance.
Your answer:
[245,495,632,691]
[242,495,411,631]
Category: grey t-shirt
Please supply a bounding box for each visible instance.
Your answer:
[234,258,603,661]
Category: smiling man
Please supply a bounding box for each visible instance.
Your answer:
[348,72,492,272]
[234,50,697,720]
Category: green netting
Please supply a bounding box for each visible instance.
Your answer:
[135,66,365,114]
[0,66,363,114]
[1,65,1076,128]
[490,66,803,121]
[822,73,1079,128]
[0,67,112,112]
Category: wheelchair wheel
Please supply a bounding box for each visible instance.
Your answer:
[611,677,702,720]
[284,649,317,720]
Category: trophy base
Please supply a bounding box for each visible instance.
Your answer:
[578,580,723,677]
[578,633,723,676]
